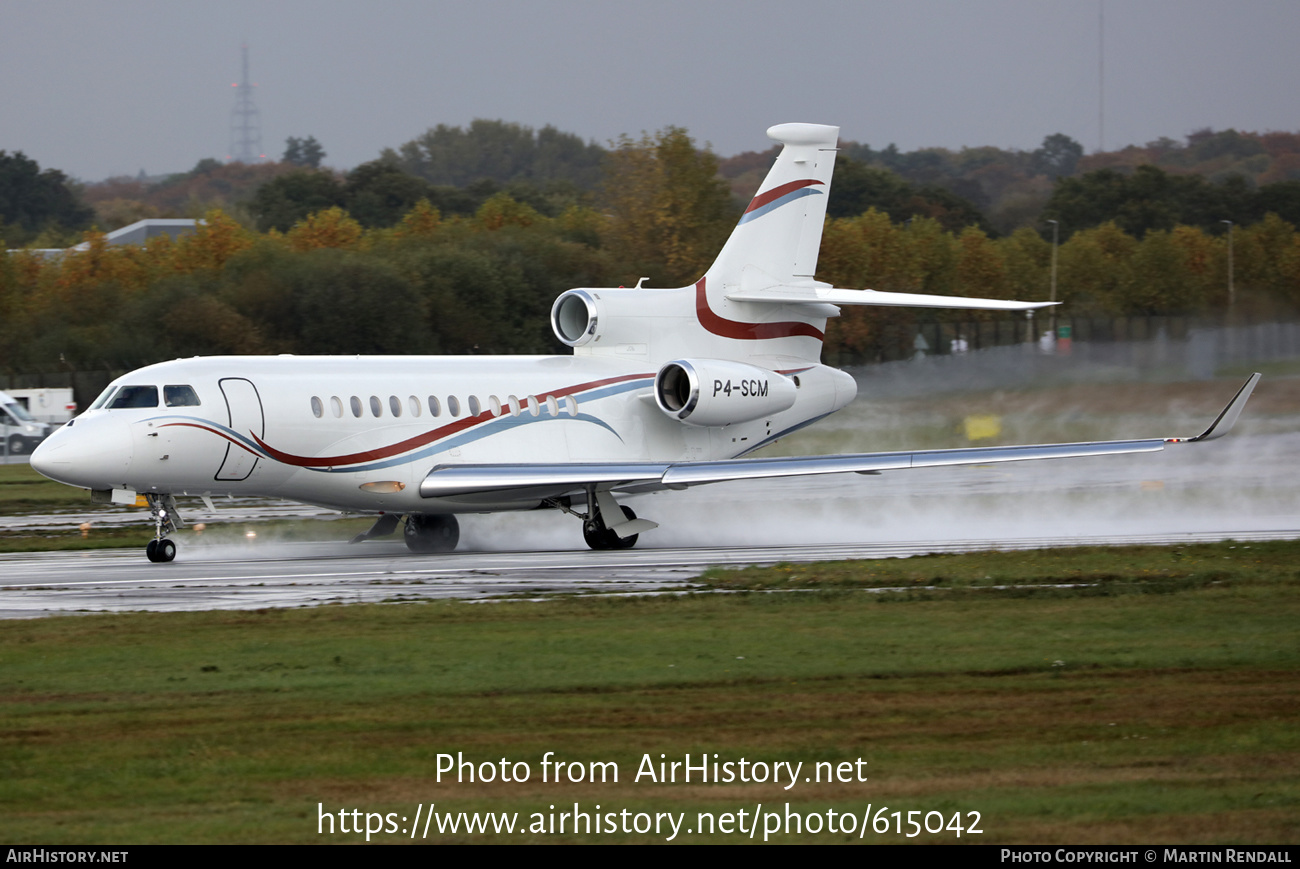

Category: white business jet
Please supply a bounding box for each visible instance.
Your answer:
[30,124,1259,562]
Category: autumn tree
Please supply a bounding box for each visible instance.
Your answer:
[284,207,364,252]
[601,127,738,285]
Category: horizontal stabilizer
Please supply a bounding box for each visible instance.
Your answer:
[725,284,1058,312]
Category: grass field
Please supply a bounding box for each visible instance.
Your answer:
[3,542,1297,844]
[3,374,1297,843]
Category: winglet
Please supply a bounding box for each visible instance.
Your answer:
[1168,373,1261,443]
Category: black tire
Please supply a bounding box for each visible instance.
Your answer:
[404,514,459,553]
[7,436,24,455]
[583,505,639,550]
[612,505,639,550]
[146,539,159,562]
[583,518,613,550]
[157,538,177,562]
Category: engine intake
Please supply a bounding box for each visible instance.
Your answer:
[551,290,599,347]
[654,359,797,427]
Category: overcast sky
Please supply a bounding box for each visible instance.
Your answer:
[4,0,1298,182]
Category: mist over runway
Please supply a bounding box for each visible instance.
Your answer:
[7,334,1298,620]
[4,427,1297,620]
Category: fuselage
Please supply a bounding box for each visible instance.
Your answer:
[31,353,856,515]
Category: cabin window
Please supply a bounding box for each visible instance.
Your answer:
[389,395,402,417]
[164,385,201,407]
[408,396,421,417]
[331,396,343,418]
[447,396,460,417]
[468,395,481,416]
[564,396,578,417]
[489,395,502,416]
[350,396,363,418]
[526,395,540,417]
[428,396,441,417]
[507,395,521,417]
[545,395,559,417]
[310,396,324,418]
[370,396,382,417]
[107,385,158,409]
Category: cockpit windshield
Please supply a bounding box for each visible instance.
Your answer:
[89,386,117,410]
[164,385,201,407]
[106,385,159,409]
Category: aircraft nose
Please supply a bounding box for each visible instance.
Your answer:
[30,415,134,488]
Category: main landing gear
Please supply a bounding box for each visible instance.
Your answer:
[548,490,656,551]
[403,513,460,553]
[583,505,640,550]
[144,493,179,563]
[347,512,458,553]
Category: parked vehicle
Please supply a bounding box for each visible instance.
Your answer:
[4,387,77,425]
[0,390,51,455]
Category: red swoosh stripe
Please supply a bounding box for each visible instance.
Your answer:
[745,178,825,214]
[246,372,653,468]
[694,278,824,341]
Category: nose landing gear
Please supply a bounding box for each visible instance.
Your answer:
[146,537,177,563]
[144,493,180,563]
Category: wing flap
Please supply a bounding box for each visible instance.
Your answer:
[420,462,668,500]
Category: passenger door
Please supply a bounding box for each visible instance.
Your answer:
[215,378,265,481]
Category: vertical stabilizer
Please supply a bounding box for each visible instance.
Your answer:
[704,123,839,292]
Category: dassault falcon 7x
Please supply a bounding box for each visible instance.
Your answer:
[31,123,1259,562]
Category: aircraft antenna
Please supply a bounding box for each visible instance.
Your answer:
[229,44,263,163]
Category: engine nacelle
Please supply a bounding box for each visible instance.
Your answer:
[551,289,600,347]
[654,359,797,427]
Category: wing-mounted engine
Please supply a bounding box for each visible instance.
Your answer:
[654,359,797,427]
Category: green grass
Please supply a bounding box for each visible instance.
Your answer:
[0,463,93,512]
[3,544,1298,843]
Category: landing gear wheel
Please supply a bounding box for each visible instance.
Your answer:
[583,518,612,551]
[146,538,176,563]
[404,514,460,553]
[583,506,639,551]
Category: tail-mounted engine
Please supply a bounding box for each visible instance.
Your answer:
[551,290,600,347]
[654,359,797,427]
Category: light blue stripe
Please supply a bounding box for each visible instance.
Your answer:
[737,187,824,225]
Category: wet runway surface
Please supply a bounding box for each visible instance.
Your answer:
[3,526,1297,620]
[3,426,1297,619]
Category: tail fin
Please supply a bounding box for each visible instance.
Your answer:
[704,123,839,292]
[704,123,1057,315]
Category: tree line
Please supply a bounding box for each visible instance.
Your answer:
[4,128,1299,378]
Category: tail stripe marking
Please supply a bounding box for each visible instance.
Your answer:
[695,278,824,341]
[739,179,825,225]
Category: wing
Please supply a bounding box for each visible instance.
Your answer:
[418,374,1260,504]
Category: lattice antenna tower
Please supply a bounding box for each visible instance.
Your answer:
[229,44,263,163]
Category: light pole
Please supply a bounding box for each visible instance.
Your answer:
[1220,219,1234,315]
[1047,219,1060,339]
